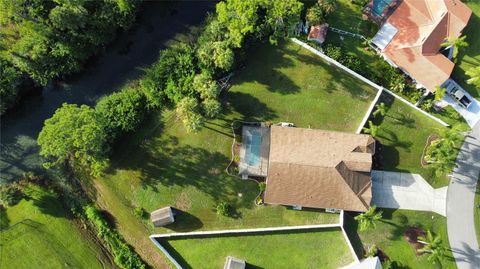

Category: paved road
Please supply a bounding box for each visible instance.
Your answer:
[371,170,447,216]
[447,122,480,269]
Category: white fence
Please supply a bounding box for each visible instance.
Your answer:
[149,210,361,268]
[290,38,449,128]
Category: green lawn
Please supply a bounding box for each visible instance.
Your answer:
[452,2,480,98]
[475,177,480,247]
[345,209,456,269]
[98,39,377,236]
[0,187,110,269]
[372,95,452,188]
[159,229,353,269]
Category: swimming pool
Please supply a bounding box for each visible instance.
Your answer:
[244,130,262,166]
[372,0,393,17]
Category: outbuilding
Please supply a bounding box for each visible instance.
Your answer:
[223,256,246,269]
[150,207,174,227]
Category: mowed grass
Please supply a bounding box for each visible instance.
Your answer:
[0,188,108,269]
[452,2,480,98]
[97,40,377,237]
[159,229,353,269]
[373,96,449,188]
[345,209,456,269]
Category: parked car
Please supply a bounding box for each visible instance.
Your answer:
[445,80,472,108]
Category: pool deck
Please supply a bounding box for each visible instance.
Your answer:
[239,125,270,177]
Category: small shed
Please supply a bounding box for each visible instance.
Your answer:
[307,23,329,44]
[223,256,246,269]
[150,207,174,227]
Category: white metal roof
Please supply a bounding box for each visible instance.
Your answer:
[371,23,398,51]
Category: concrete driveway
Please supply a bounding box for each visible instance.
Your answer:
[442,94,480,128]
[371,170,447,216]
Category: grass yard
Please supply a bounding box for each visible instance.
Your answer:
[93,40,378,265]
[158,229,353,269]
[345,209,456,269]
[0,187,110,269]
[452,2,480,98]
[372,95,452,188]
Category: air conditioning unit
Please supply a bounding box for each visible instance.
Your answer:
[325,208,340,213]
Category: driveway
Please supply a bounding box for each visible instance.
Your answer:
[447,122,480,269]
[442,94,480,128]
[371,170,447,216]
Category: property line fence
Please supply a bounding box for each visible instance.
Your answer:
[290,38,449,127]
[356,88,384,134]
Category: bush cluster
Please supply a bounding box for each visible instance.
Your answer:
[84,205,146,269]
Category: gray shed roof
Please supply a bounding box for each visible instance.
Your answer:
[372,23,398,51]
[150,207,174,227]
[223,256,246,269]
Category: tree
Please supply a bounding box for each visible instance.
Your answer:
[216,0,259,48]
[418,230,446,266]
[95,88,147,138]
[466,66,480,89]
[354,205,383,231]
[306,4,324,25]
[202,98,222,118]
[363,120,379,137]
[441,35,468,60]
[193,72,220,100]
[262,0,303,41]
[434,85,446,101]
[425,127,461,177]
[176,97,204,133]
[0,58,20,114]
[372,102,386,117]
[37,103,108,176]
[317,0,337,15]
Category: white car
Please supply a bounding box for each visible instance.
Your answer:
[445,80,472,108]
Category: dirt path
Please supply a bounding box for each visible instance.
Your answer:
[93,179,173,269]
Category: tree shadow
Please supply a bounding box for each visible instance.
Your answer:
[225,92,277,122]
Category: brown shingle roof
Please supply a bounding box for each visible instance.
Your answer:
[264,126,374,212]
[384,0,472,92]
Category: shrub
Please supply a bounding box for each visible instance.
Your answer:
[176,97,204,132]
[323,45,342,61]
[216,202,231,216]
[84,205,146,269]
[0,184,23,207]
[258,182,267,192]
[193,72,220,100]
[133,207,147,220]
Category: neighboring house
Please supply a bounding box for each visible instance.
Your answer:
[307,23,329,44]
[342,257,383,269]
[371,0,472,92]
[257,126,375,212]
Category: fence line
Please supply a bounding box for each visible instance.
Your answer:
[329,27,366,40]
[290,38,449,127]
[149,236,184,269]
[357,88,384,134]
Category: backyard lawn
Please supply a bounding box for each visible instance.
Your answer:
[345,209,456,269]
[158,229,353,269]
[452,2,480,98]
[0,187,110,269]
[93,40,378,264]
[372,95,451,188]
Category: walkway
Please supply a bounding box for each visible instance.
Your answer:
[371,170,447,216]
[447,122,480,269]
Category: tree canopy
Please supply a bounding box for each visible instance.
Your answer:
[37,103,109,176]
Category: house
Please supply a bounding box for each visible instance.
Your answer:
[150,207,174,227]
[307,23,329,44]
[223,256,246,269]
[263,126,375,212]
[342,257,383,269]
[371,0,472,92]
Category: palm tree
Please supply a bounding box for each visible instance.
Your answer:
[434,85,446,101]
[363,120,379,137]
[354,205,383,231]
[466,66,480,88]
[373,102,386,117]
[441,35,468,60]
[418,230,446,266]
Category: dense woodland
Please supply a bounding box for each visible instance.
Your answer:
[0,0,140,113]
